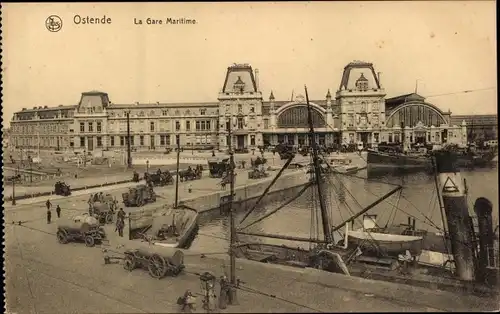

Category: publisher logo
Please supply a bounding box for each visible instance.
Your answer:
[46,15,63,32]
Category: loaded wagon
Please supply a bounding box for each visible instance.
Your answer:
[56,214,106,247]
[122,184,157,207]
[122,245,185,279]
[54,181,71,196]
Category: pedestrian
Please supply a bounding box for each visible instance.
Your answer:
[218,275,230,309]
[115,218,124,237]
[179,289,196,313]
[56,205,61,218]
[46,199,52,210]
[117,208,126,222]
[46,209,52,224]
[188,183,192,193]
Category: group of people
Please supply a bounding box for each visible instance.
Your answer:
[178,274,235,313]
[45,199,61,224]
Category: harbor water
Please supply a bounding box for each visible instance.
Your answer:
[191,166,498,253]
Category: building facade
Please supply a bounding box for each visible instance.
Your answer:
[10,62,477,152]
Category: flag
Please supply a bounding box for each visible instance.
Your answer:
[291,89,294,101]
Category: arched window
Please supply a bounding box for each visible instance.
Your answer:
[277,105,325,128]
[386,104,445,128]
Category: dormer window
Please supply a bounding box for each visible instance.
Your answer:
[233,76,245,93]
[200,109,206,115]
[360,102,367,112]
[355,73,369,92]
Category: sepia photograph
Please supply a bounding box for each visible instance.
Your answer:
[2,2,498,313]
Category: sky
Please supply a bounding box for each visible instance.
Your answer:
[2,1,497,127]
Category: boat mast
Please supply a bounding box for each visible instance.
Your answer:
[174,135,181,208]
[304,85,332,244]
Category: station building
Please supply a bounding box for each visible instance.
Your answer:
[9,61,473,152]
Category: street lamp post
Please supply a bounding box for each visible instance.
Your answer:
[227,114,238,305]
[126,110,132,168]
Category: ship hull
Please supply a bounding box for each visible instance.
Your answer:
[233,242,354,275]
[367,149,497,171]
[347,230,424,256]
[367,150,432,171]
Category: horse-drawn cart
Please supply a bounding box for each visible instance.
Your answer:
[207,158,229,178]
[123,247,185,278]
[144,171,174,187]
[54,181,71,196]
[248,168,269,179]
[56,214,106,247]
[122,185,157,207]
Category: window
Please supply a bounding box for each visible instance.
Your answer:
[372,102,380,112]
[238,104,242,113]
[373,133,379,143]
[264,119,269,129]
[80,122,85,133]
[175,121,180,131]
[120,136,125,146]
[250,135,255,146]
[162,110,168,116]
[427,133,431,142]
[361,102,367,112]
[388,133,393,143]
[88,122,93,132]
[140,135,144,146]
[195,120,211,131]
[394,133,400,143]
[237,118,244,129]
[96,122,102,133]
[97,137,102,147]
[250,106,255,113]
[110,136,115,146]
[372,115,380,126]
[348,114,354,127]
[160,135,166,146]
[186,121,191,131]
[80,137,85,147]
[360,115,367,126]
[130,136,135,146]
[150,122,155,132]
[200,109,206,115]
[225,104,230,112]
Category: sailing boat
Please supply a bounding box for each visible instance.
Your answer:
[234,85,403,275]
[128,136,199,249]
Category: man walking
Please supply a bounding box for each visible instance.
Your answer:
[115,218,124,237]
[117,208,126,222]
[46,209,52,224]
[46,199,52,211]
[56,205,61,218]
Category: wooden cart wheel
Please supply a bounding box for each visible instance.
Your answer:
[57,230,69,244]
[148,254,167,279]
[84,235,95,247]
[106,213,114,224]
[123,254,137,271]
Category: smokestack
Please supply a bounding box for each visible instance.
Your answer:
[474,197,496,284]
[434,151,477,282]
[377,72,382,87]
[255,68,259,92]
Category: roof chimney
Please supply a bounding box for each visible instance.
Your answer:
[255,68,259,92]
[377,72,382,87]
